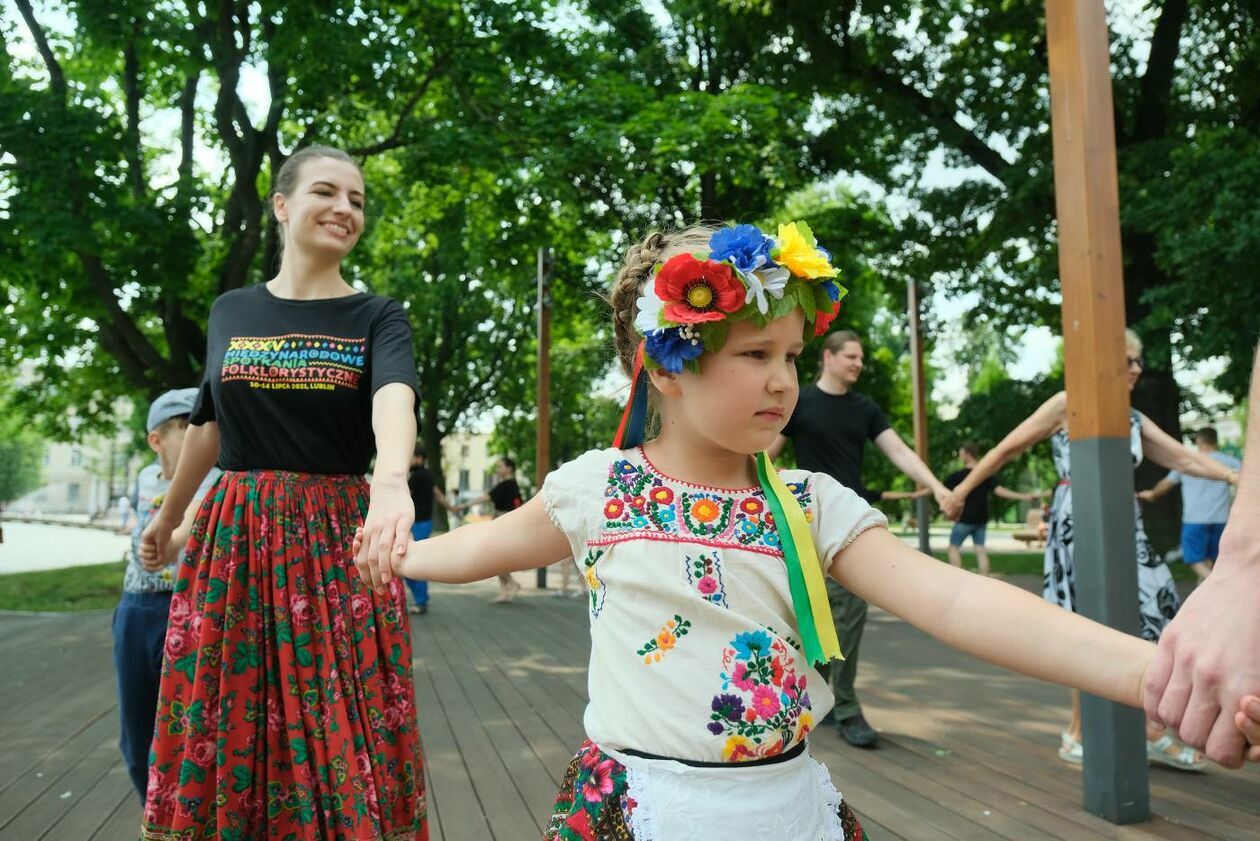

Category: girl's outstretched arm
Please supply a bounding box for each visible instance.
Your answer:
[832,527,1152,707]
[361,494,572,584]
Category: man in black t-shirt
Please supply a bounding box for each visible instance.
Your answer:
[771,330,950,748]
[943,441,1045,577]
[458,456,525,603]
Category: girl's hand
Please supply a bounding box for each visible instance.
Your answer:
[941,490,965,521]
[355,480,414,595]
[1236,695,1260,763]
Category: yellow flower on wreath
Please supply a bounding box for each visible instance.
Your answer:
[775,221,838,279]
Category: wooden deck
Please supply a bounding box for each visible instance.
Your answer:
[1,578,1256,840]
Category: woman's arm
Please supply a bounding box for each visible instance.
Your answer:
[433,486,460,516]
[943,391,1067,519]
[355,383,417,593]
[1139,417,1238,483]
[356,494,572,583]
[138,422,219,565]
[994,486,1045,502]
[832,528,1151,706]
[456,492,492,512]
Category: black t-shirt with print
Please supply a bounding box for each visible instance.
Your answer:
[191,284,419,475]
[488,479,523,513]
[944,468,998,525]
[780,385,891,496]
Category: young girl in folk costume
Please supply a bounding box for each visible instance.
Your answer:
[140,146,427,840]
[357,222,1257,839]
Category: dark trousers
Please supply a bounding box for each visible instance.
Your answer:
[112,590,172,802]
[819,578,868,721]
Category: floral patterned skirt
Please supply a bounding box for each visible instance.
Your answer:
[142,471,426,840]
[543,740,866,840]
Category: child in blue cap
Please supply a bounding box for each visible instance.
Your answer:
[112,388,220,802]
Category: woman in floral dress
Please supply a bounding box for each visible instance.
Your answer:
[138,146,427,839]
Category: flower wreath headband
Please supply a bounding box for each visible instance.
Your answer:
[611,220,849,666]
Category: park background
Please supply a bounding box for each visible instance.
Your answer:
[1,0,1256,558]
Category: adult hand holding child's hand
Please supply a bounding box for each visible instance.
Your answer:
[355,480,414,595]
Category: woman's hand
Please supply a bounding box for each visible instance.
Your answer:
[941,490,965,521]
[138,510,181,572]
[1237,695,1260,763]
[354,479,414,595]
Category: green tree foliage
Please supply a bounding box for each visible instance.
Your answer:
[726,0,1260,432]
[0,383,44,506]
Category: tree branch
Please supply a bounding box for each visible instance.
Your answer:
[13,0,66,98]
[176,71,200,203]
[347,53,452,157]
[1127,0,1188,145]
[123,32,145,199]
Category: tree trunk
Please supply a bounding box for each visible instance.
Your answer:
[1123,229,1184,553]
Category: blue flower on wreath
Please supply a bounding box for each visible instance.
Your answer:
[821,280,841,302]
[709,224,775,274]
[645,327,704,374]
[731,630,772,660]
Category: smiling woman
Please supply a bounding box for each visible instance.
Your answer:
[138,146,428,840]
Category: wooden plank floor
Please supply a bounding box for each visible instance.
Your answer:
[1,578,1256,840]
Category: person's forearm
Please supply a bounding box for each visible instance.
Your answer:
[159,423,219,522]
[953,445,1015,499]
[1217,348,1260,571]
[404,523,504,582]
[1175,448,1237,483]
[933,571,1152,706]
[885,445,946,493]
[371,384,416,486]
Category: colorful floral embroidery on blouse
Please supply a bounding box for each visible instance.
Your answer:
[636,615,692,664]
[581,548,607,617]
[684,551,728,608]
[707,630,813,760]
[594,453,813,558]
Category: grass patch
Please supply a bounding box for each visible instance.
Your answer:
[932,550,1199,582]
[0,561,126,612]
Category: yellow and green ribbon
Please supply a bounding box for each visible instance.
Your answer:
[755,451,842,667]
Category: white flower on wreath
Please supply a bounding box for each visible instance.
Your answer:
[741,265,790,315]
[635,285,667,335]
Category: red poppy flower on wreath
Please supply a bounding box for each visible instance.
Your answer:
[813,300,842,337]
[655,254,743,324]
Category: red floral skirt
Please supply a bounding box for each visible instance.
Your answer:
[142,471,427,840]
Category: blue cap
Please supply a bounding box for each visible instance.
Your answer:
[146,388,199,432]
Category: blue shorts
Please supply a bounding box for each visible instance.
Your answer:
[950,522,987,548]
[1181,522,1225,564]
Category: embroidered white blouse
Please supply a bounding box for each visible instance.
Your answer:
[541,446,888,764]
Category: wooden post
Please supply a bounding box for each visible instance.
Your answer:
[907,279,931,553]
[1045,0,1149,823]
[535,246,553,589]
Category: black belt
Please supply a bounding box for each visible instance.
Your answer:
[619,739,806,769]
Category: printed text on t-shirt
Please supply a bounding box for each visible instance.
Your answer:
[221,334,366,392]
